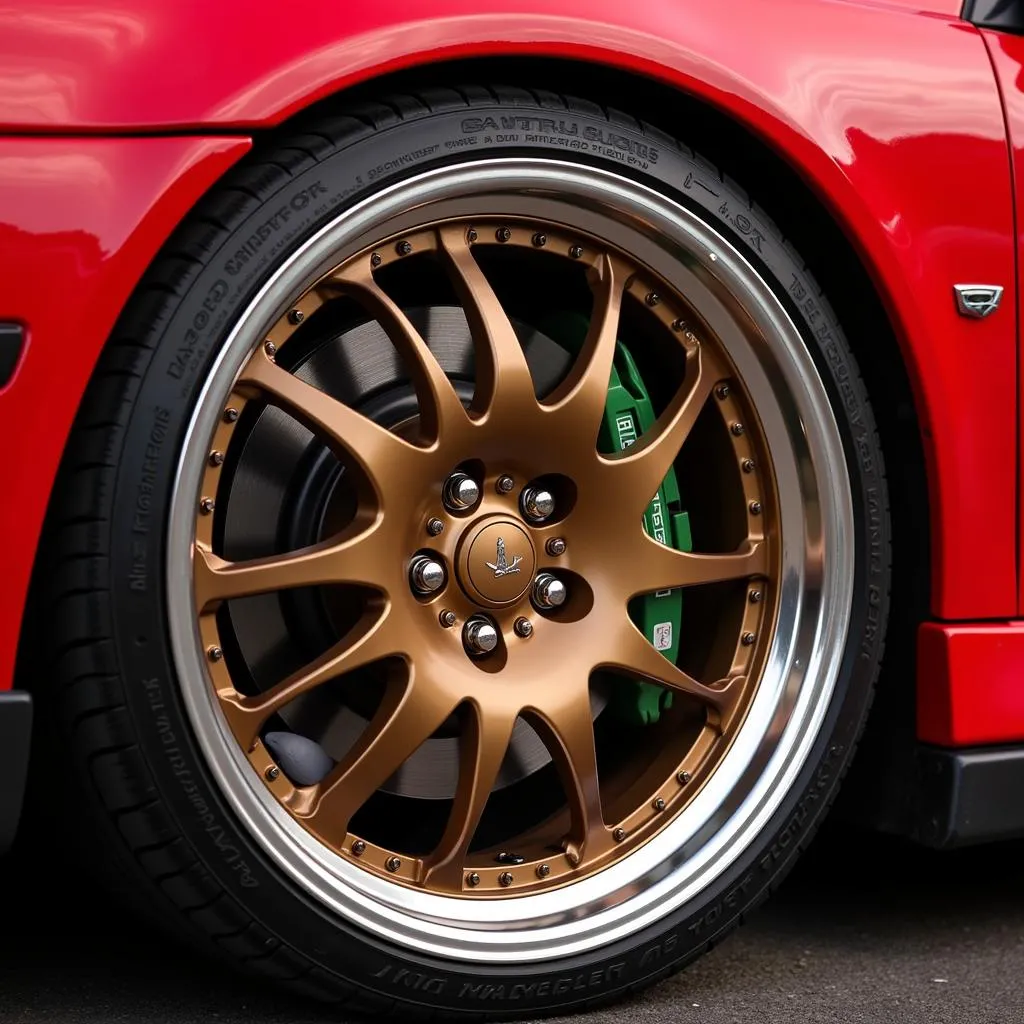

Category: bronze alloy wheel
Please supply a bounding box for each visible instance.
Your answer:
[190,216,775,897]
[45,92,889,1017]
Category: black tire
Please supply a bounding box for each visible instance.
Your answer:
[31,85,889,1019]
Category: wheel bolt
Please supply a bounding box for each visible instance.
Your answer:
[264,341,277,357]
[613,827,626,843]
[410,555,446,595]
[742,631,756,646]
[396,240,413,256]
[223,407,239,423]
[749,500,762,516]
[653,797,666,811]
[496,227,512,243]
[386,857,401,872]
[545,537,566,557]
[741,458,755,474]
[370,252,382,268]
[498,872,514,887]
[731,422,745,436]
[287,309,304,325]
[199,497,216,515]
[532,232,547,247]
[749,589,763,604]
[467,227,478,243]
[265,765,279,781]
[521,486,555,522]
[351,840,366,857]
[426,517,444,536]
[677,770,691,785]
[715,384,730,400]
[645,292,661,307]
[514,617,533,639]
[569,245,583,259]
[207,646,223,662]
[536,863,551,879]
[208,450,224,467]
[463,616,499,656]
[532,573,567,609]
[466,872,480,887]
[443,472,480,511]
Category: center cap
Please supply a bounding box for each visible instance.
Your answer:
[457,516,536,607]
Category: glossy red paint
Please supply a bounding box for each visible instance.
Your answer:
[983,31,1024,618]
[918,623,1024,746]
[0,137,251,692]
[0,0,1016,626]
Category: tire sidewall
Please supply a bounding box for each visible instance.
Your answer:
[107,100,887,1016]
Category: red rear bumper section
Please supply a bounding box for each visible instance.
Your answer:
[917,623,1024,747]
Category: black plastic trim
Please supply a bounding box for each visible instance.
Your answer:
[0,692,31,853]
[963,0,1024,33]
[0,323,24,389]
[915,743,1024,847]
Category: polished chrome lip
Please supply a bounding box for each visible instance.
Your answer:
[168,159,853,962]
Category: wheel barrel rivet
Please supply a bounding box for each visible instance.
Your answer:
[467,227,478,243]
[613,827,626,843]
[287,309,304,325]
[264,341,276,357]
[532,232,547,247]
[731,422,745,436]
[653,797,666,812]
[742,631,756,646]
[741,458,755,474]
[370,252,382,268]
[749,500,762,516]
[351,840,366,857]
[439,609,457,628]
[749,589,763,604]
[498,872,514,887]
[208,450,224,467]
[715,384,730,400]
[466,872,481,887]
[645,292,661,307]
[207,646,223,662]
[496,227,512,243]
[223,407,239,423]
[569,245,583,259]
[672,319,686,332]
[677,770,691,785]
[264,765,279,781]
[427,517,444,536]
[536,864,551,879]
[199,497,216,515]
[496,474,515,494]
[386,857,401,873]
[514,617,533,639]
[546,537,566,557]
[396,240,413,256]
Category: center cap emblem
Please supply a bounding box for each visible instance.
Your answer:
[457,517,536,607]
[485,537,523,578]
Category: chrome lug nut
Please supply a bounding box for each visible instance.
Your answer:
[443,472,480,511]
[463,616,499,656]
[409,555,446,595]
[532,572,567,609]
[521,486,555,522]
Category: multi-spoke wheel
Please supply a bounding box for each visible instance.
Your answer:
[43,89,889,1020]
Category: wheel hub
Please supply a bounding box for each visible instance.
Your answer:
[457,516,535,606]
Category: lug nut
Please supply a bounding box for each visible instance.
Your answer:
[521,486,555,522]
[514,617,533,639]
[545,537,566,557]
[464,617,499,656]
[410,555,446,595]
[443,472,480,511]
[532,573,567,609]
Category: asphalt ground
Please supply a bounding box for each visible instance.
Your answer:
[1,822,1021,1023]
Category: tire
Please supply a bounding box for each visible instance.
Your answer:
[35,85,890,1019]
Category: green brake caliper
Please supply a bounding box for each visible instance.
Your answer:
[543,314,691,725]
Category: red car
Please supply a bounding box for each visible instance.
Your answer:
[2,0,1023,1016]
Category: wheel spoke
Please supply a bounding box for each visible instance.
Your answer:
[542,254,630,443]
[301,680,458,837]
[327,267,468,441]
[193,522,383,611]
[526,691,607,866]
[422,704,517,887]
[604,619,740,720]
[605,343,716,510]
[237,346,417,486]
[632,534,767,595]
[436,224,537,419]
[219,609,399,749]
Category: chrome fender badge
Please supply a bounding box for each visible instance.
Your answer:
[954,284,1003,319]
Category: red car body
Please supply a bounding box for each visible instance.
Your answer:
[2,0,1024,838]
